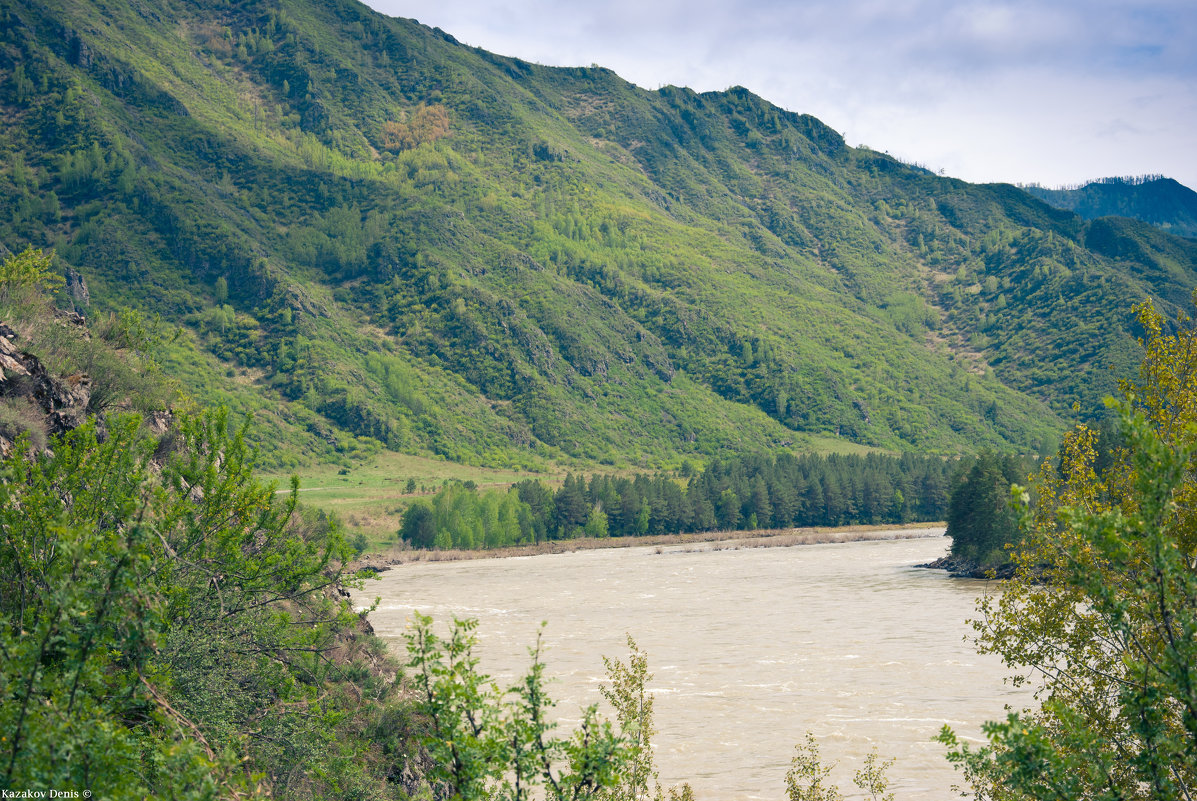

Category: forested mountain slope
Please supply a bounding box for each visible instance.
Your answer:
[1023,176,1197,240]
[2,0,1195,467]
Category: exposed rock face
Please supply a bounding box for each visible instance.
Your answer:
[64,267,90,311]
[0,321,94,456]
[145,409,173,436]
[36,369,93,436]
[0,326,28,377]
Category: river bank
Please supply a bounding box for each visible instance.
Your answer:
[917,553,1017,579]
[349,521,945,572]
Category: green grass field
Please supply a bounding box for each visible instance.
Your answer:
[263,450,563,545]
[266,432,884,547]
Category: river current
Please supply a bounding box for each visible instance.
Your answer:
[358,531,1033,799]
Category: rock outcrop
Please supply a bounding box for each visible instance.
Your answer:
[64,267,90,312]
[918,553,1016,580]
[0,319,96,456]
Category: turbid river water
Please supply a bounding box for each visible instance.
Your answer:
[358,531,1034,800]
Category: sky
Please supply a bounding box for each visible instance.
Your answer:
[362,0,1197,192]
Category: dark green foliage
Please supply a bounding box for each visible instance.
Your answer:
[3,0,1194,470]
[399,452,952,548]
[945,452,1030,567]
[1023,176,1197,239]
[400,500,438,548]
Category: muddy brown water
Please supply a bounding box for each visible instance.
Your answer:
[356,531,1033,799]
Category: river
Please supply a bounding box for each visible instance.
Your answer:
[358,531,1032,799]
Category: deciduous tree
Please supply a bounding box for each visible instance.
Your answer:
[939,297,1197,799]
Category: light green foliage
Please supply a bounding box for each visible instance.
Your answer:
[406,615,503,799]
[786,734,839,801]
[4,418,165,791]
[404,614,627,801]
[599,635,664,801]
[785,733,894,801]
[939,407,1197,798]
[939,301,1197,799]
[0,415,254,796]
[0,246,62,308]
[0,409,409,799]
[584,505,610,538]
[11,0,1190,471]
[400,483,531,549]
[511,633,626,801]
[853,751,896,801]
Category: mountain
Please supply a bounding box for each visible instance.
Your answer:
[2,0,1195,469]
[1023,176,1197,240]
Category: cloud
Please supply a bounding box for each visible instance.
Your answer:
[364,0,1197,189]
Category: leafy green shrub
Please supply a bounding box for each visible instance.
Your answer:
[0,409,411,799]
[784,734,894,801]
[0,246,62,312]
[350,530,369,555]
[940,406,1197,799]
[0,416,244,796]
[405,614,627,800]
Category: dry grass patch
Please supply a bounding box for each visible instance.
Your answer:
[353,522,945,569]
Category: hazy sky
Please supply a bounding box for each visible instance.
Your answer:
[362,0,1197,191]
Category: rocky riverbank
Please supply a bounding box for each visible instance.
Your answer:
[918,553,1016,579]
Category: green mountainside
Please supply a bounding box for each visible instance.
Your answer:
[2,0,1196,469]
[1023,176,1197,240]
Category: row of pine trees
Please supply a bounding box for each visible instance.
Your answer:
[400,451,953,549]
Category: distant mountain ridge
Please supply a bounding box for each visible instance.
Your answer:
[1022,176,1197,239]
[1,0,1195,468]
